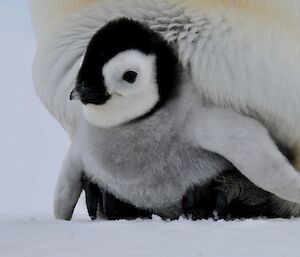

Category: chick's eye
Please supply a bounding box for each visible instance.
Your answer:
[122,70,138,84]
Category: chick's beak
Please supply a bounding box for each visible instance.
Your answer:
[70,83,111,105]
[70,88,81,101]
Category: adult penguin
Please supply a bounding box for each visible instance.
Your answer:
[28,0,300,216]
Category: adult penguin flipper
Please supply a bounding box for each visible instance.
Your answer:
[190,108,300,205]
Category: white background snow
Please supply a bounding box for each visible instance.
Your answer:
[0,1,300,257]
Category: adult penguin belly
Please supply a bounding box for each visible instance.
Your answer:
[169,0,300,169]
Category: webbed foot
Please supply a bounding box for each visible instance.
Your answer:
[82,174,151,220]
[183,170,300,220]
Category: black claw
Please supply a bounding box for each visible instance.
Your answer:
[212,170,244,220]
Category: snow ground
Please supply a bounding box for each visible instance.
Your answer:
[1,1,300,257]
[2,214,300,257]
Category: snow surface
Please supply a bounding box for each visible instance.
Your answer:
[1,1,300,257]
[1,214,300,257]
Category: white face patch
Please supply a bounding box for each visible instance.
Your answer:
[82,50,159,128]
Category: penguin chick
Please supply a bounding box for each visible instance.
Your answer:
[54,18,300,220]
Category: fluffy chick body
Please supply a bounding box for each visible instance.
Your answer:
[75,76,231,218]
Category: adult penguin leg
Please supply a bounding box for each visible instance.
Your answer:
[183,169,300,220]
